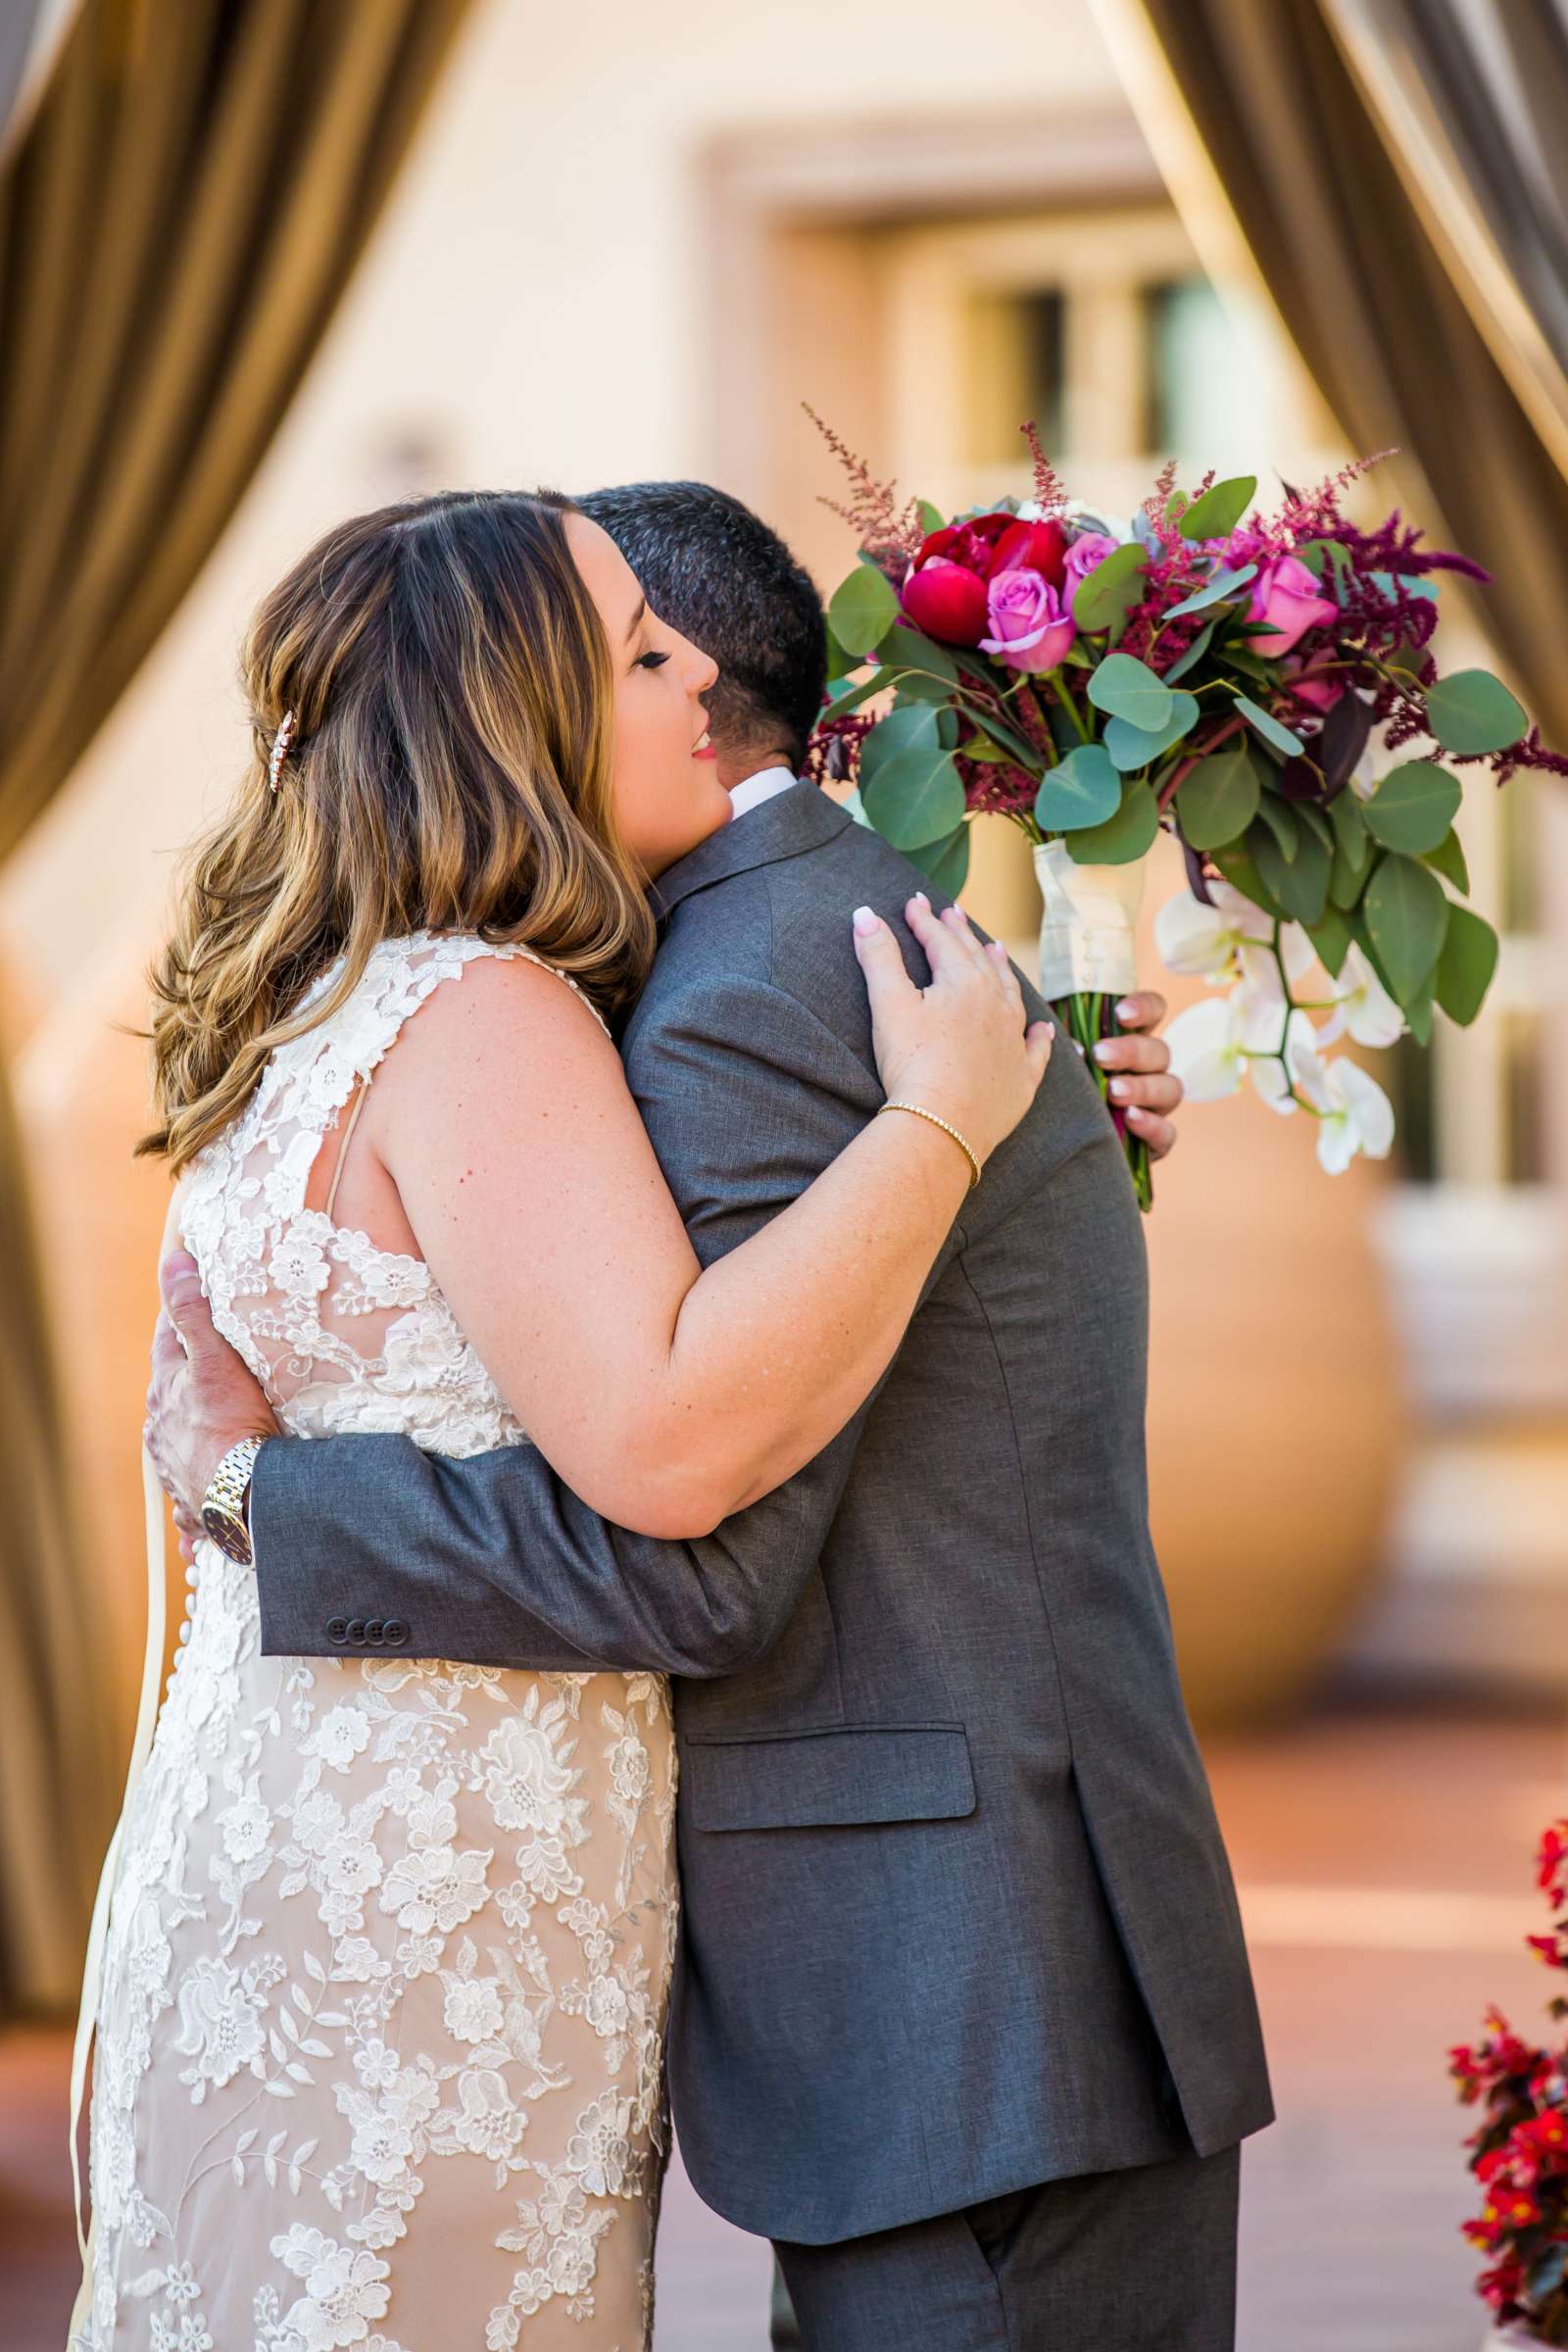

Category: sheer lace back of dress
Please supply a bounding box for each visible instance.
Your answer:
[178,931,609,1458]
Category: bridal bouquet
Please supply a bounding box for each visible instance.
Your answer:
[1450,1821,1568,2343]
[807,413,1562,1209]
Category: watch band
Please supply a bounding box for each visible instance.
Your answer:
[200,1434,266,1564]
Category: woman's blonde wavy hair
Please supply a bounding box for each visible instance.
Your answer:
[143,489,657,1171]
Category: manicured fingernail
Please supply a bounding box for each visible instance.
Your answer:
[1045,1021,1056,1040]
[1108,1077,1131,1102]
[911,891,929,906]
[1072,1038,1086,1055]
[853,906,877,936]
[1092,1039,1116,1064]
[1115,999,1138,1021]
[988,940,1006,957]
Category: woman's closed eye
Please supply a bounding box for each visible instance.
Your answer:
[635,650,671,672]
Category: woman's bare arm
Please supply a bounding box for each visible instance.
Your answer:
[369,900,1048,1539]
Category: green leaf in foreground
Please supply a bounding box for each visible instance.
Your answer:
[1066,782,1160,866]
[1178,474,1257,540]
[907,823,971,899]
[1163,564,1257,621]
[1362,760,1463,857]
[1363,852,1450,1005]
[860,708,965,850]
[1103,692,1200,772]
[1308,906,1353,977]
[1071,542,1147,635]
[1251,816,1328,927]
[1036,743,1121,833]
[1424,668,1527,756]
[1087,652,1172,731]
[828,562,899,661]
[1177,740,1260,850]
[1423,828,1470,895]
[1434,903,1498,1026]
[1233,694,1304,759]
[1161,618,1217,684]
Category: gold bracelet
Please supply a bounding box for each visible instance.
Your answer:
[877,1100,982,1191]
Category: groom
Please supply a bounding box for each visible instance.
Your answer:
[147,481,1272,2349]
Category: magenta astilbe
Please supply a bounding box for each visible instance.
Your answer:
[804,405,924,569]
[1020,419,1070,519]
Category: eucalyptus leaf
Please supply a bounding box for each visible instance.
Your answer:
[1423,828,1470,895]
[1424,668,1527,756]
[1434,903,1498,1026]
[916,499,946,535]
[1178,475,1257,540]
[1178,741,1261,850]
[1103,692,1200,772]
[908,823,971,899]
[1254,793,1301,862]
[1363,853,1450,1005]
[1368,569,1439,602]
[1036,743,1122,833]
[1065,781,1160,866]
[828,562,899,661]
[1212,839,1285,921]
[1163,564,1257,621]
[1363,760,1463,857]
[818,670,887,726]
[876,621,960,684]
[1234,694,1305,759]
[1308,906,1352,978]
[1251,818,1329,927]
[1071,542,1147,634]
[861,746,966,852]
[1329,791,1371,908]
[1161,618,1217,683]
[1087,653,1172,732]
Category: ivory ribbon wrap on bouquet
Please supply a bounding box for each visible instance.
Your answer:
[66,1449,170,2347]
[1033,838,1146,1001]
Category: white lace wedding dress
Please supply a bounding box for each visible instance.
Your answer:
[76,934,678,2352]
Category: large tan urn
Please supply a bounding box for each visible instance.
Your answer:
[969,821,1403,1728]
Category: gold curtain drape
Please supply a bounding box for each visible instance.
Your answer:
[1093,0,1568,753]
[0,0,474,2015]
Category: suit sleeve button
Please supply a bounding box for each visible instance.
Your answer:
[326,1617,349,1645]
[345,1618,367,1644]
[382,1619,409,1647]
[365,1619,384,1645]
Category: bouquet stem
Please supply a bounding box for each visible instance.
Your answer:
[1054,989,1153,1213]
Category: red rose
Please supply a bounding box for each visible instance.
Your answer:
[988,516,1068,584]
[901,556,991,646]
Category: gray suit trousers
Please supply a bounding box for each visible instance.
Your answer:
[773,2141,1241,2352]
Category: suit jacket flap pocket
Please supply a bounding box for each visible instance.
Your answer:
[683,1725,975,1832]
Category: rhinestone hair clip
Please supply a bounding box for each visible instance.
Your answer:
[268,709,299,793]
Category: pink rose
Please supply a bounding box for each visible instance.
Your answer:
[1061,532,1119,611]
[979,569,1076,674]
[901,555,991,647]
[1247,554,1339,658]
[1281,654,1345,713]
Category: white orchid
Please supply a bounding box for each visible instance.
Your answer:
[1154,884,1313,1001]
[1298,1054,1396,1173]
[1316,943,1404,1049]
[1164,984,1289,1102]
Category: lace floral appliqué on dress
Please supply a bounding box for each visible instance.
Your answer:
[78,935,678,2352]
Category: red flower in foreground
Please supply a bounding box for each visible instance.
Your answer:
[901,558,991,646]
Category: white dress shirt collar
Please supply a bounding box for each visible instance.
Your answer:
[727,764,800,822]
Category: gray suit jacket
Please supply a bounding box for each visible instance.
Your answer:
[251,782,1272,2244]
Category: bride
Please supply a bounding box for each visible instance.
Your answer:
[74,487,1052,2350]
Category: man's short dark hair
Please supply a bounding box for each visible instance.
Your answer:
[575,481,827,772]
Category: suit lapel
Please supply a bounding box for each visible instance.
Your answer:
[653,782,851,920]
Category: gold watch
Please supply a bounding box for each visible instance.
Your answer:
[200,1435,267,1565]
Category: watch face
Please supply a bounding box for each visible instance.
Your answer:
[200,1503,253,1565]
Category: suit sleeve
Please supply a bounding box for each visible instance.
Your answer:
[250,969,960,1677]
